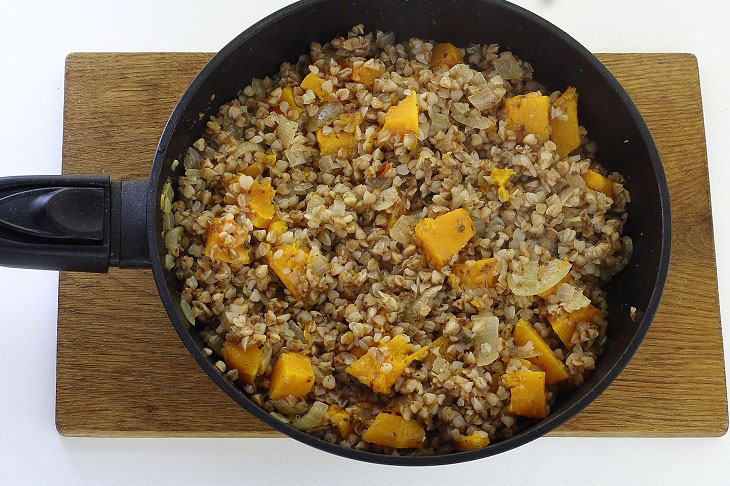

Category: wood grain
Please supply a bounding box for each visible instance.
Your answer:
[57,53,727,437]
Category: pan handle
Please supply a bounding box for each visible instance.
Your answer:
[0,175,150,272]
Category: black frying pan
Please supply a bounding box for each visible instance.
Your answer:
[0,0,671,465]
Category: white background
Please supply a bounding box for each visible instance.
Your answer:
[0,0,728,484]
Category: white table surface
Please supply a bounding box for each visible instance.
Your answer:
[1,0,728,484]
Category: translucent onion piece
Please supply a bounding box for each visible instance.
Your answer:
[493,55,524,80]
[258,342,273,375]
[309,252,329,274]
[376,31,395,48]
[180,298,195,325]
[389,215,418,245]
[428,109,449,135]
[465,112,495,130]
[270,398,299,415]
[291,401,328,431]
[559,284,591,312]
[270,412,291,424]
[468,87,500,111]
[305,102,343,132]
[473,315,500,366]
[162,211,174,232]
[162,181,174,210]
[432,357,451,377]
[183,147,200,169]
[507,259,572,296]
[164,226,183,254]
[164,253,175,271]
[251,78,266,98]
[511,343,541,359]
[277,115,298,148]
[372,187,398,211]
[605,236,633,277]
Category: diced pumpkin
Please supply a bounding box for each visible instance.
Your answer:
[268,220,288,238]
[268,352,315,399]
[352,63,384,88]
[504,92,551,143]
[222,340,264,385]
[382,92,419,136]
[362,413,425,449]
[430,43,463,68]
[247,181,276,228]
[300,72,327,99]
[504,370,547,418]
[242,161,263,178]
[537,272,571,298]
[346,334,412,394]
[327,404,353,438]
[316,128,358,156]
[414,208,476,268]
[451,258,499,289]
[454,431,490,451]
[267,243,310,299]
[491,167,515,202]
[547,304,602,348]
[513,319,570,385]
[204,218,250,264]
[550,86,580,157]
[582,169,613,196]
[276,86,300,116]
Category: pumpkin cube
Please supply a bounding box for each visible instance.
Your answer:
[242,161,263,178]
[204,218,250,264]
[247,180,276,228]
[547,304,602,348]
[362,413,425,449]
[430,43,463,68]
[491,167,515,202]
[550,86,580,157]
[504,92,551,143]
[582,169,613,196]
[454,431,490,451]
[268,352,315,399]
[267,220,288,238]
[301,72,327,99]
[352,62,384,88]
[504,370,547,418]
[346,334,412,394]
[327,404,353,438]
[276,86,300,116]
[267,243,310,300]
[316,128,358,156]
[382,92,419,136]
[513,319,570,385]
[222,340,264,385]
[414,208,475,268]
[451,258,499,289]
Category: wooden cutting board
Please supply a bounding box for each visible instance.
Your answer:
[56,53,727,437]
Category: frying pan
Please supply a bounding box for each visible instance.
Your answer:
[0,0,671,465]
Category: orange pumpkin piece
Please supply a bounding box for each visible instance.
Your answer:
[352,62,384,88]
[327,404,353,438]
[362,413,426,449]
[550,86,580,157]
[504,370,547,418]
[316,128,358,156]
[547,304,602,348]
[204,218,250,265]
[346,334,412,394]
[300,72,327,99]
[512,319,570,385]
[222,340,264,385]
[247,180,276,228]
[430,43,463,68]
[267,243,310,300]
[450,258,499,289]
[582,169,613,196]
[504,92,551,143]
[276,86,300,116]
[268,352,314,399]
[414,208,475,268]
[382,92,419,136]
[454,431,490,451]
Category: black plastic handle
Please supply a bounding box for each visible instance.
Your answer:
[0,175,150,272]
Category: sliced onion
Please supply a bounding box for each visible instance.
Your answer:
[291,401,328,430]
[507,259,572,296]
[305,102,343,132]
[428,109,449,135]
[183,147,200,169]
[605,236,633,277]
[270,398,298,415]
[270,412,291,424]
[493,55,524,81]
[277,115,298,148]
[558,284,591,312]
[162,211,174,232]
[165,226,183,254]
[164,253,175,271]
[376,31,395,48]
[468,87,500,111]
[259,342,273,375]
[473,315,500,366]
[432,357,451,377]
[389,215,418,245]
[180,298,195,325]
[511,343,541,359]
[251,78,266,98]
[309,252,329,274]
[372,186,398,211]
[465,112,495,130]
